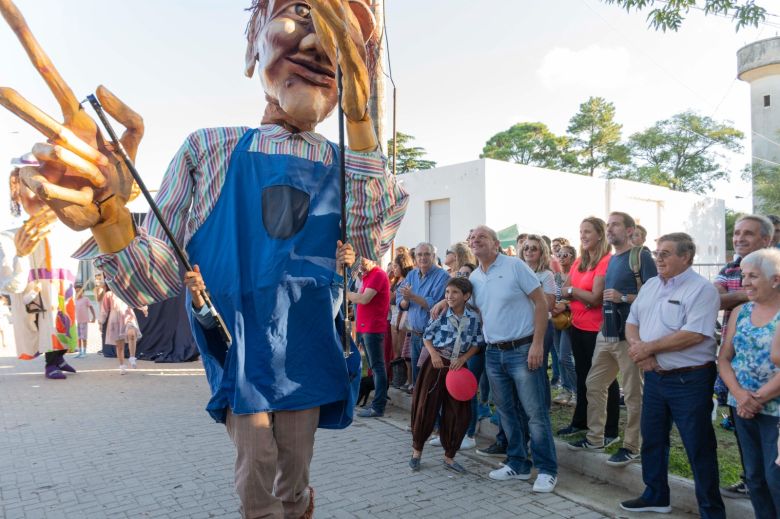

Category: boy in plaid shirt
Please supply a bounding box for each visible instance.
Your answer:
[409,277,484,473]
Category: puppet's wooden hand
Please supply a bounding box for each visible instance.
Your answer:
[0,0,143,252]
[309,0,369,122]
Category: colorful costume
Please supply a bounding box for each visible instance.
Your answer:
[0,223,78,359]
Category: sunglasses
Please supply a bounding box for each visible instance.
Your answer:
[455,271,471,278]
[523,246,539,252]
[557,253,571,258]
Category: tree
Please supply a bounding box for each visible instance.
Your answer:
[480,122,572,169]
[601,0,767,32]
[610,111,743,194]
[746,161,780,214]
[566,97,628,176]
[386,132,437,173]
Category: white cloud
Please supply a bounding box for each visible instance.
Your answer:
[537,45,633,90]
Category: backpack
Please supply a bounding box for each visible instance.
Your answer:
[628,246,644,292]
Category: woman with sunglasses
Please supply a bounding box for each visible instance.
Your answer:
[552,245,578,405]
[448,242,476,278]
[558,217,619,445]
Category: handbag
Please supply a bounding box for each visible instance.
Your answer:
[551,301,572,331]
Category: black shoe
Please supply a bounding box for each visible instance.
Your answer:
[556,425,586,436]
[607,448,640,467]
[720,480,750,499]
[567,437,604,451]
[619,497,671,513]
[409,457,420,471]
[604,435,620,448]
[476,442,507,457]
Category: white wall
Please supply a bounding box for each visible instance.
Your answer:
[393,160,486,260]
[394,159,726,265]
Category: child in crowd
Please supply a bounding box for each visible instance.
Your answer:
[409,277,484,473]
[100,287,146,374]
[73,284,95,358]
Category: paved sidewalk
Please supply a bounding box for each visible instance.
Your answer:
[0,354,615,518]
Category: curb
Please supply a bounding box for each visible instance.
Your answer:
[386,387,754,518]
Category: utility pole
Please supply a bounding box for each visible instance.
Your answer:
[368,0,385,149]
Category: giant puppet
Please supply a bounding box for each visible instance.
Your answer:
[0,0,408,517]
[0,158,79,379]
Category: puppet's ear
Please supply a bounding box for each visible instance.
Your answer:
[348,0,376,44]
[244,40,257,78]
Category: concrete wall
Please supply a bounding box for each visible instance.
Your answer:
[394,159,726,266]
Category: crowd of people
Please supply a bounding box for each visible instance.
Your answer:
[348,212,780,518]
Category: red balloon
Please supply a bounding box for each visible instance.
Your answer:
[445,368,477,401]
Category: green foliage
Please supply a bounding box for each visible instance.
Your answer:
[609,112,743,194]
[480,122,573,169]
[567,97,628,176]
[386,132,437,174]
[725,208,744,254]
[602,0,767,32]
[749,161,780,214]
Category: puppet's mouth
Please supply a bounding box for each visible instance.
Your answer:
[286,57,336,87]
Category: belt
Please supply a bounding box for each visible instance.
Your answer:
[410,331,423,337]
[655,362,715,376]
[486,334,534,350]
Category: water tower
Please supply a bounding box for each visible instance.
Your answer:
[737,36,780,211]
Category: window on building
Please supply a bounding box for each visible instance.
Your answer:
[764,94,771,107]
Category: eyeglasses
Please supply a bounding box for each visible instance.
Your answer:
[651,250,673,260]
[417,252,433,257]
[523,246,539,252]
[556,253,571,259]
[455,271,471,278]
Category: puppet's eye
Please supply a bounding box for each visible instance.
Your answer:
[294,4,311,18]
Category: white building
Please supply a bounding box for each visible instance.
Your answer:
[394,159,725,265]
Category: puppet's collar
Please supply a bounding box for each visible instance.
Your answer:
[260,124,327,146]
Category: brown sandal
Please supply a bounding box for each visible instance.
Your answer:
[298,486,315,519]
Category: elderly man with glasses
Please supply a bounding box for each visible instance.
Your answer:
[620,233,725,517]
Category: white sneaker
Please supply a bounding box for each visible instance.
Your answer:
[428,435,441,447]
[129,356,137,369]
[119,364,127,375]
[533,474,557,493]
[460,436,476,450]
[553,390,571,405]
[488,465,531,481]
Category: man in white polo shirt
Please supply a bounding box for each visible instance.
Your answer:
[469,225,556,492]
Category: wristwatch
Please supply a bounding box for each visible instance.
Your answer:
[567,287,573,297]
[620,294,628,303]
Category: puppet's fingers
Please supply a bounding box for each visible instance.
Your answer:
[96,85,144,162]
[32,143,107,187]
[311,8,338,67]
[0,88,108,166]
[0,0,81,122]
[19,166,94,207]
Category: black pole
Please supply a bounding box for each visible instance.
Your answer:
[336,68,351,358]
[85,94,232,347]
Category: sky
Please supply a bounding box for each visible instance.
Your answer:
[1,0,777,228]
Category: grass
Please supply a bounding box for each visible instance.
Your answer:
[548,394,742,486]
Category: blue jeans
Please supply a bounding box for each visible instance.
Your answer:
[552,327,576,393]
[545,322,560,385]
[734,410,780,519]
[410,333,424,385]
[358,332,387,414]
[641,367,725,518]
[486,344,557,476]
[466,351,485,437]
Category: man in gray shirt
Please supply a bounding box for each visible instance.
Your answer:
[619,233,725,518]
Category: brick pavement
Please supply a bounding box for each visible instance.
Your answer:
[0,354,612,518]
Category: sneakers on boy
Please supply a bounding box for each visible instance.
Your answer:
[460,436,476,450]
[488,465,530,481]
[607,448,641,466]
[619,497,672,513]
[476,442,507,457]
[532,474,557,493]
[567,438,604,451]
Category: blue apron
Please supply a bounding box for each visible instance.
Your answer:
[185,128,359,428]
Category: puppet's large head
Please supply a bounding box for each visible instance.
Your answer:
[245,0,376,130]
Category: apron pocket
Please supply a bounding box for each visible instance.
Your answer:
[262,185,310,240]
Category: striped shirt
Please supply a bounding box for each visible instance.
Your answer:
[714,257,742,329]
[74,125,409,307]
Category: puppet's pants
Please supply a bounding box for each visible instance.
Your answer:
[411,357,472,459]
[226,407,319,519]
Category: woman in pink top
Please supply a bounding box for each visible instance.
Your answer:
[558,217,620,441]
[100,288,147,375]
